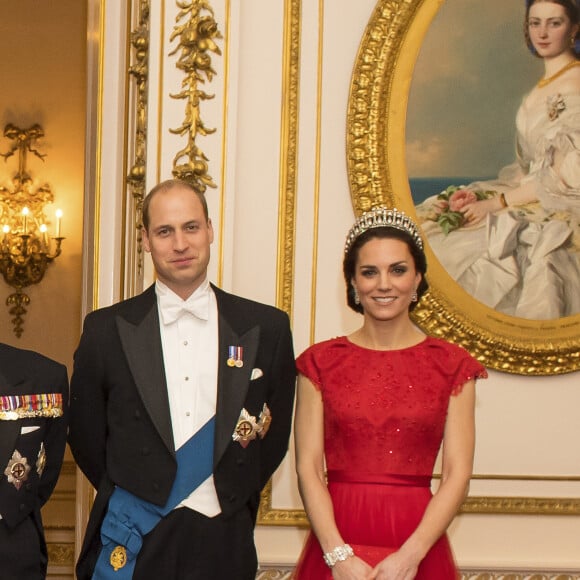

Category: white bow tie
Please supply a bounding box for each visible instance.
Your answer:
[159,291,209,324]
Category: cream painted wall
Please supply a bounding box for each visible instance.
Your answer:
[89,0,580,573]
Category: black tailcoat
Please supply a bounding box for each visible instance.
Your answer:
[68,285,296,579]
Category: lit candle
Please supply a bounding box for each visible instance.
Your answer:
[40,224,48,249]
[55,209,62,238]
[22,207,29,234]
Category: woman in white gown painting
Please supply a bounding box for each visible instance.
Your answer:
[416,0,580,320]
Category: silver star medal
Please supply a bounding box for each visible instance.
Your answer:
[4,450,31,490]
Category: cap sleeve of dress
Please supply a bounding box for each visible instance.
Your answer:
[449,345,488,396]
[296,344,324,390]
[427,337,487,395]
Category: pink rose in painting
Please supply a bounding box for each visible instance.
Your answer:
[449,189,477,211]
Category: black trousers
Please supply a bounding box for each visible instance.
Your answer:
[132,507,258,580]
[0,515,46,580]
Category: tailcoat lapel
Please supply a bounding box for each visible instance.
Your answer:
[116,289,175,454]
[214,289,260,467]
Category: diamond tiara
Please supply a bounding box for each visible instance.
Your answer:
[344,207,424,253]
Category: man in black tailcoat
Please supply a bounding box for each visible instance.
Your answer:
[69,179,296,579]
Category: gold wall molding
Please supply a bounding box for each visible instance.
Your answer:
[47,542,75,567]
[258,476,307,526]
[125,0,151,282]
[256,571,294,580]
[169,0,222,192]
[461,496,580,516]
[346,0,580,374]
[255,569,580,580]
[49,489,75,502]
[461,572,580,580]
[259,492,580,528]
[259,476,580,527]
[257,0,301,527]
[275,0,301,318]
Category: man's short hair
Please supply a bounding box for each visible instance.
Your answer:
[141,179,209,231]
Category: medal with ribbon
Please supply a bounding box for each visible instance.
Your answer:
[0,392,63,420]
[226,345,244,368]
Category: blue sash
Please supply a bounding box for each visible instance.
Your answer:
[92,416,216,579]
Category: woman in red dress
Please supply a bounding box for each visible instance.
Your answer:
[294,208,487,579]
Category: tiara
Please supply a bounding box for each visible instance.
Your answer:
[344,207,424,253]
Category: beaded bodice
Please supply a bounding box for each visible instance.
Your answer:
[296,336,486,476]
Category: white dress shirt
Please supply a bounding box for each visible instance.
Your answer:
[156,278,221,517]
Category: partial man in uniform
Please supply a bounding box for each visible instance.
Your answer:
[69,179,296,579]
[0,343,68,580]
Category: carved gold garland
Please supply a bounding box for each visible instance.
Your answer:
[169,0,222,192]
[346,0,580,375]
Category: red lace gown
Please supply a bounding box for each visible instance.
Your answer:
[293,336,487,579]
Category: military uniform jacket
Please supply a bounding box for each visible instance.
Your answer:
[0,343,68,580]
[68,284,296,578]
[0,344,68,528]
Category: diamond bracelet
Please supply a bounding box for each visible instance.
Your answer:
[323,543,354,568]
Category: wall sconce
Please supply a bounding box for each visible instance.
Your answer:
[0,123,64,337]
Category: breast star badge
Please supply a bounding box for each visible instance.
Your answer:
[257,403,272,438]
[232,409,259,448]
[36,442,47,476]
[4,450,31,490]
